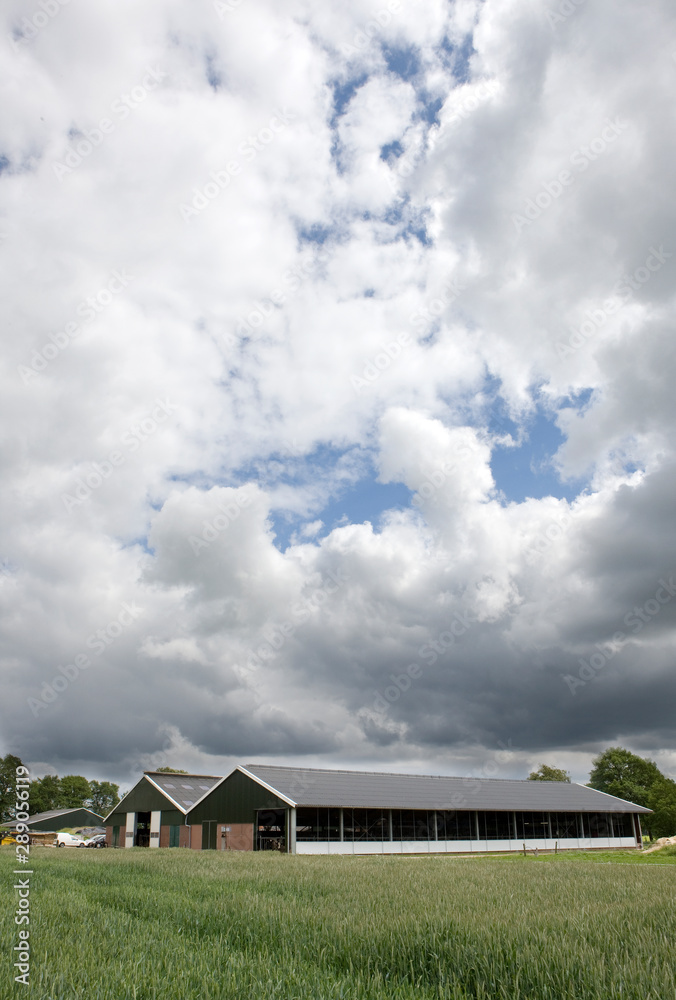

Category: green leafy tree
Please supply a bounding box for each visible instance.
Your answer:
[646,777,676,840]
[58,775,91,808]
[588,747,662,807]
[155,767,188,773]
[87,781,120,814]
[528,764,571,782]
[29,775,62,814]
[0,754,26,823]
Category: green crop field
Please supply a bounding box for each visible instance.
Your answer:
[2,847,675,999]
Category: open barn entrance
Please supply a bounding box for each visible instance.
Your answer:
[135,812,151,847]
[256,809,286,851]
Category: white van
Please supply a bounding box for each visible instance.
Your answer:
[55,832,86,848]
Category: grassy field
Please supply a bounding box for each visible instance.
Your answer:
[2,847,675,999]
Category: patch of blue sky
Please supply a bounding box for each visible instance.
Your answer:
[417,94,444,125]
[271,476,414,551]
[490,407,588,503]
[227,443,412,551]
[382,44,420,81]
[558,387,595,411]
[380,139,404,162]
[377,201,431,246]
[440,33,475,84]
[330,74,368,126]
[296,222,333,246]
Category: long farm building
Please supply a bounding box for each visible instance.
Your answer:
[104,764,650,854]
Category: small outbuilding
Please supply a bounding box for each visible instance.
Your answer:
[2,807,103,833]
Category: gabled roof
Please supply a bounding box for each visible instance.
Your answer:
[1,806,103,829]
[103,771,221,822]
[145,772,222,811]
[241,764,652,814]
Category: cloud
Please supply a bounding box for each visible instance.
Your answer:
[1,0,675,787]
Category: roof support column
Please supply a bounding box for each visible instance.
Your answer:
[125,812,136,848]
[288,807,296,854]
[388,809,393,842]
[150,810,161,847]
[339,807,344,842]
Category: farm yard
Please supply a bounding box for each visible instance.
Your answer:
[2,847,676,999]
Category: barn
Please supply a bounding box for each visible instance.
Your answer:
[2,806,103,833]
[103,772,221,848]
[105,764,650,854]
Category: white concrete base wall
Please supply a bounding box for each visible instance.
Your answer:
[295,836,638,855]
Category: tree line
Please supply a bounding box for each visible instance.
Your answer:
[0,754,120,822]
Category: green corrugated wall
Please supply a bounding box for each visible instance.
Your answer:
[186,769,288,824]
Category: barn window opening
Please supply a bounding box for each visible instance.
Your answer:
[256,809,286,851]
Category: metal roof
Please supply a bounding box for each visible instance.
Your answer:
[144,772,222,812]
[2,807,103,829]
[242,764,652,813]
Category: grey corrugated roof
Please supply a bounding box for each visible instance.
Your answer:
[5,807,103,828]
[242,764,651,813]
[145,772,221,811]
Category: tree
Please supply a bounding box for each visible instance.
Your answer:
[87,781,120,815]
[0,754,25,823]
[588,747,662,808]
[58,775,91,808]
[155,767,188,773]
[528,764,571,782]
[29,775,62,814]
[646,777,676,840]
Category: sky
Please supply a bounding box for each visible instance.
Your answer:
[2,0,675,791]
